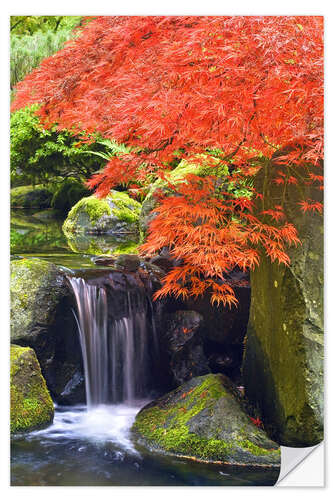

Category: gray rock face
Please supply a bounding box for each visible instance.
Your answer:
[132,374,280,467]
[185,269,251,348]
[163,310,210,385]
[242,154,324,447]
[114,254,141,272]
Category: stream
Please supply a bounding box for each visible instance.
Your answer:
[10,208,280,486]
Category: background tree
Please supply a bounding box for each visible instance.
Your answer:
[10,105,107,187]
[10,16,83,89]
[11,16,323,305]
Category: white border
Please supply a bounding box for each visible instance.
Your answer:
[1,1,331,496]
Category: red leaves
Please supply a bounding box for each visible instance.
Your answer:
[11,16,324,173]
[10,16,323,307]
[299,200,323,214]
[250,416,263,428]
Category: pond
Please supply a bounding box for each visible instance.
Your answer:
[11,405,279,486]
[10,208,140,268]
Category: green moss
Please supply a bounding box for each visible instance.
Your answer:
[111,190,141,223]
[10,345,54,433]
[133,374,280,465]
[63,190,141,234]
[10,258,65,343]
[133,374,231,461]
[63,195,111,233]
[237,439,275,456]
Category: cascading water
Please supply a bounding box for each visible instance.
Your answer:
[68,276,154,408]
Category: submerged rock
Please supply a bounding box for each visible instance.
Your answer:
[63,190,141,235]
[132,374,280,467]
[242,154,323,447]
[10,344,54,433]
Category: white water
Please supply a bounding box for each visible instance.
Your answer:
[28,404,145,455]
[63,276,155,453]
[68,276,153,408]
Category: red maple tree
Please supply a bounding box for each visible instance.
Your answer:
[11,16,324,306]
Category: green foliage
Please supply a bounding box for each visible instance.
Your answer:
[10,17,82,88]
[10,16,82,35]
[10,105,106,186]
[51,178,90,214]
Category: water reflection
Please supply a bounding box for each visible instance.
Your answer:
[10,208,140,265]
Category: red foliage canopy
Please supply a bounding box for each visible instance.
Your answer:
[12,16,324,306]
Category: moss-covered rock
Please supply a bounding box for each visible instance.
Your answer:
[10,258,67,343]
[242,154,324,447]
[140,155,228,234]
[63,190,142,235]
[132,374,280,467]
[11,184,53,208]
[10,344,54,433]
[10,258,84,404]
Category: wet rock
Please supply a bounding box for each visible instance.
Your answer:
[11,344,54,433]
[59,370,85,405]
[114,254,141,272]
[163,310,210,386]
[132,373,280,467]
[185,269,250,348]
[209,352,236,373]
[91,255,116,266]
[149,255,175,273]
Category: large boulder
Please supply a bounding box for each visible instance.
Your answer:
[10,258,84,404]
[63,190,141,235]
[132,373,280,467]
[11,184,53,208]
[10,344,54,433]
[242,155,323,446]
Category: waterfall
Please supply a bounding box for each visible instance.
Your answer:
[68,276,154,408]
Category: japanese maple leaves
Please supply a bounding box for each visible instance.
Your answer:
[12,16,323,306]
